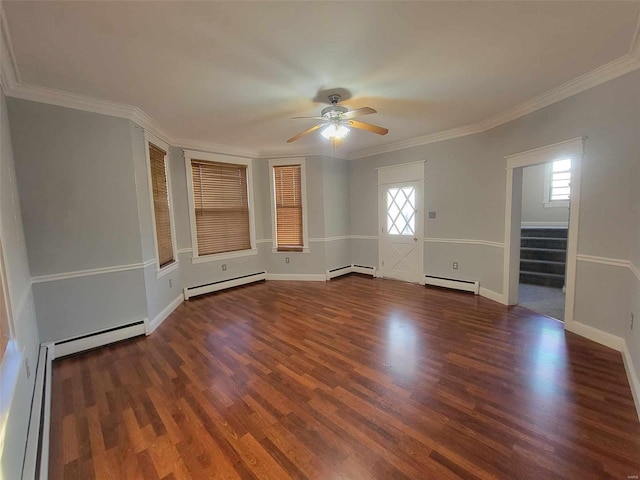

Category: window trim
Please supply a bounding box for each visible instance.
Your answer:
[543,159,571,208]
[268,158,309,254]
[184,149,257,263]
[144,132,179,279]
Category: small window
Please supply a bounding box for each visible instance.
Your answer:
[269,158,309,253]
[184,150,256,263]
[544,158,571,207]
[145,133,177,277]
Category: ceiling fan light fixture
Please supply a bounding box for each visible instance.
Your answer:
[321,123,350,140]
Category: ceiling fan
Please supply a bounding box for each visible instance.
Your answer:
[287,94,388,143]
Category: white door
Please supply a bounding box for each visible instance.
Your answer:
[379,181,423,283]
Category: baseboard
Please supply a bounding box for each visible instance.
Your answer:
[266,273,326,281]
[52,322,146,360]
[622,340,640,422]
[22,343,53,480]
[479,287,506,304]
[352,265,377,277]
[184,271,267,300]
[326,265,352,280]
[146,295,183,335]
[565,321,625,351]
[424,275,479,294]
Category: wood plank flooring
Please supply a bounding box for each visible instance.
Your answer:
[49,275,640,479]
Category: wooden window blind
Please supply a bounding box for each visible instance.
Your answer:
[149,144,175,268]
[274,165,303,250]
[191,160,251,256]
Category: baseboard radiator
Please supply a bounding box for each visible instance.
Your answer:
[183,271,267,300]
[326,264,377,280]
[424,275,479,294]
[53,321,146,359]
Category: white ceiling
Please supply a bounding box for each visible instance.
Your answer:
[3,1,640,157]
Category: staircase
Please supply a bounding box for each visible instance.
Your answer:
[519,227,568,288]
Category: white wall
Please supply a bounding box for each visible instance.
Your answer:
[0,90,40,480]
[521,163,569,225]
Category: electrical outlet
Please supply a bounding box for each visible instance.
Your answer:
[25,357,31,379]
[453,262,458,270]
[169,278,172,288]
[285,257,290,264]
[631,313,635,330]
[222,264,227,271]
[428,211,436,219]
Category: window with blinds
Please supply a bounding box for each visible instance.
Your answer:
[191,160,251,256]
[274,165,303,251]
[149,144,175,268]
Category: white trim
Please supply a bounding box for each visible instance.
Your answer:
[145,295,183,335]
[521,221,569,228]
[622,340,640,422]
[424,275,479,294]
[479,287,506,304]
[424,237,504,248]
[503,137,583,333]
[184,150,257,262]
[326,265,353,281]
[52,322,146,359]
[155,260,179,279]
[22,344,51,480]
[256,239,272,244]
[576,254,630,269]
[271,247,310,254]
[144,132,179,279]
[191,248,258,264]
[350,235,379,241]
[268,158,310,253]
[348,54,640,160]
[266,273,326,281]
[183,271,266,300]
[310,236,350,242]
[352,265,377,276]
[31,260,154,284]
[12,283,31,323]
[177,247,193,254]
[565,321,624,351]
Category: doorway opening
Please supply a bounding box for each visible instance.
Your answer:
[503,138,583,329]
[518,160,570,321]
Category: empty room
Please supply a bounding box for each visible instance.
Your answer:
[1,1,639,479]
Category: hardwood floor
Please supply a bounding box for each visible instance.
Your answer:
[49,275,640,479]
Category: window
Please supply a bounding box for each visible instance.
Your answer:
[184,150,256,263]
[0,240,11,364]
[145,133,177,277]
[544,158,571,207]
[269,158,309,253]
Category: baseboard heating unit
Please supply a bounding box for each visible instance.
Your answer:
[424,275,479,294]
[326,265,352,280]
[326,264,377,280]
[183,271,267,300]
[53,321,146,359]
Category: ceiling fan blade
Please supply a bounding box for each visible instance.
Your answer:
[348,120,389,135]
[343,107,377,119]
[286,123,326,143]
[291,116,325,120]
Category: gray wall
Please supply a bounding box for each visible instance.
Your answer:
[8,99,148,342]
[350,69,640,391]
[0,91,40,480]
[521,163,569,225]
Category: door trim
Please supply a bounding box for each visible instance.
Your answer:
[503,137,583,329]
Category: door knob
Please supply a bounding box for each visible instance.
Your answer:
[413,237,418,242]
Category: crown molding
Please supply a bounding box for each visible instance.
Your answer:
[347,52,640,160]
[2,5,639,162]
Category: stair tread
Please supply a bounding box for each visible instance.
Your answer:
[520,247,567,252]
[521,236,567,241]
[520,271,565,278]
[520,259,565,265]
